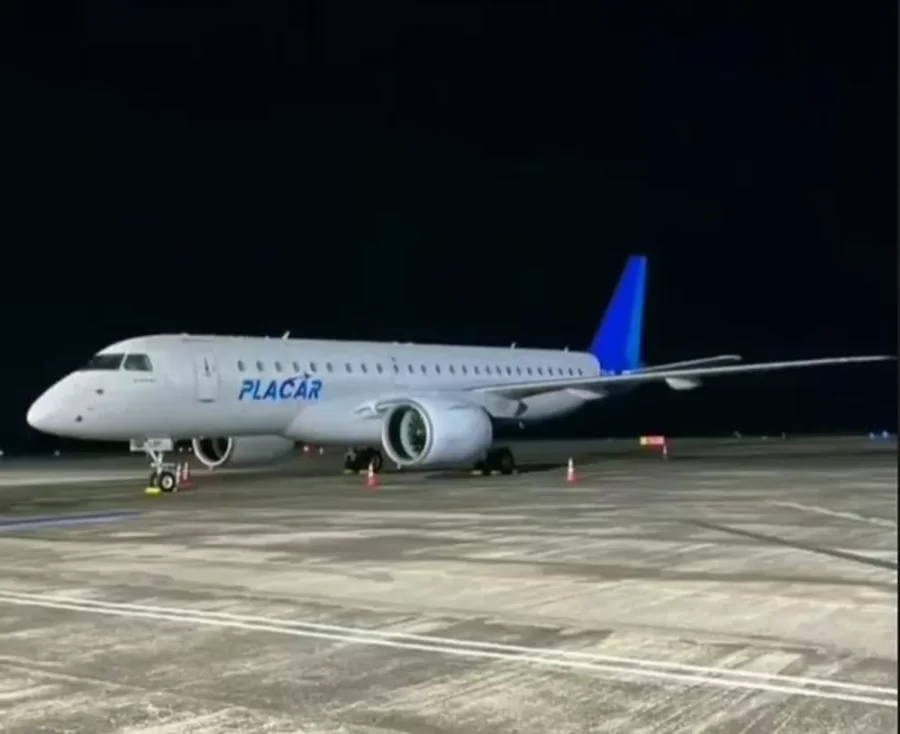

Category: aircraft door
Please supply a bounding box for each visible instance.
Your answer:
[195,353,219,402]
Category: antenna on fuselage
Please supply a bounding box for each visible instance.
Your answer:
[511,342,516,349]
[282,331,290,339]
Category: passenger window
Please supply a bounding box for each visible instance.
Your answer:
[461,366,468,374]
[408,364,414,373]
[393,364,400,373]
[516,366,522,375]
[309,362,317,373]
[82,353,124,371]
[256,361,265,371]
[326,362,334,373]
[293,361,301,372]
[526,367,533,375]
[420,364,427,374]
[505,366,512,375]
[536,367,543,375]
[568,367,574,375]
[449,365,456,374]
[237,360,246,372]
[123,354,153,372]
[345,363,352,373]
[360,363,368,373]
[577,368,584,375]
[473,366,480,375]
[274,361,283,372]
[435,365,441,374]
[376,363,384,373]
[485,366,492,375]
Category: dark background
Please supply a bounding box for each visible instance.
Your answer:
[1,2,896,455]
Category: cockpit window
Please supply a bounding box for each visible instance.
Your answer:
[82,353,124,371]
[123,353,153,372]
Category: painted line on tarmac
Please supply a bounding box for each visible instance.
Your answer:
[0,510,141,531]
[0,590,894,707]
[769,501,897,529]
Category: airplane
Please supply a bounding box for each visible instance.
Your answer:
[26,256,892,491]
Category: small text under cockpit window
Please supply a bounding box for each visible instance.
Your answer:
[82,353,124,371]
[123,354,153,372]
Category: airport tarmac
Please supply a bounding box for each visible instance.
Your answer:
[0,436,895,733]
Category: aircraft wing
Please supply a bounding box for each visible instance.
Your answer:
[476,355,894,400]
[638,354,742,372]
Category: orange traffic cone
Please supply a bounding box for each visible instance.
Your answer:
[177,460,194,490]
[566,457,578,484]
[365,462,379,490]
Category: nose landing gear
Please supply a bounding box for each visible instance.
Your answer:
[142,442,178,493]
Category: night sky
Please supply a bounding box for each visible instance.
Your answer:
[2,2,896,454]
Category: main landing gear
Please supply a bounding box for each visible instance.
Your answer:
[473,447,516,476]
[344,446,384,474]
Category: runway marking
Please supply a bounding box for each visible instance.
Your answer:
[769,501,897,529]
[0,473,146,488]
[687,520,899,572]
[0,590,894,707]
[0,510,141,531]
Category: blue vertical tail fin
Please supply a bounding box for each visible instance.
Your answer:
[587,255,647,373]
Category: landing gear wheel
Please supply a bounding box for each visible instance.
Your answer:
[477,448,517,476]
[157,470,177,493]
[494,447,516,475]
[344,448,384,474]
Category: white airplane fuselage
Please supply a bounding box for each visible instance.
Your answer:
[26,256,891,473]
[29,335,606,444]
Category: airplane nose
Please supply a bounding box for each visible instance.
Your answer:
[26,394,54,433]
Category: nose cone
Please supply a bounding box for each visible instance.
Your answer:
[27,393,57,434]
[27,378,79,437]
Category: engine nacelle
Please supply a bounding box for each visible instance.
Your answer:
[192,435,295,469]
[381,397,492,468]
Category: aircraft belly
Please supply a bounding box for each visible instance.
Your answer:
[285,402,383,445]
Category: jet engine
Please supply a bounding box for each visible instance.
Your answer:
[192,435,295,469]
[381,397,492,468]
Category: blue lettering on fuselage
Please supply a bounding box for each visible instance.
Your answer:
[238,377,323,401]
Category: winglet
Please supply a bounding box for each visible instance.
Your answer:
[588,255,648,372]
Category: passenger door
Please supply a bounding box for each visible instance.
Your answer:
[195,353,219,402]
